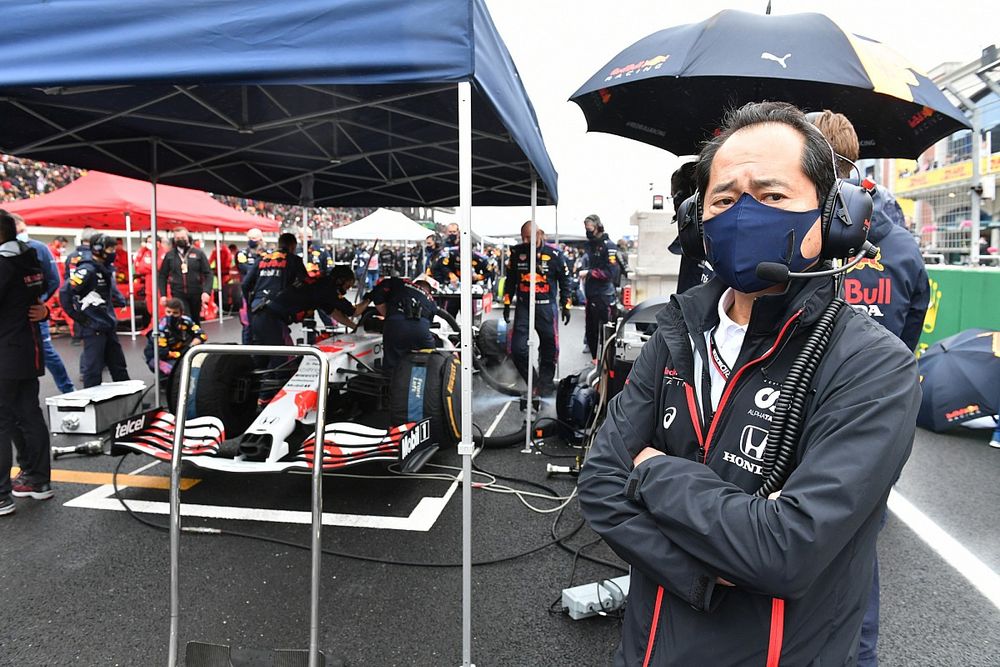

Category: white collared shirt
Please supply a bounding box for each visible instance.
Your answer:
[691,288,748,415]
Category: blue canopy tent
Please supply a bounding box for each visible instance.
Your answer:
[0,2,557,665]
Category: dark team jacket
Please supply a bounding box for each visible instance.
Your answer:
[502,242,571,307]
[378,248,396,277]
[242,249,307,313]
[582,233,620,297]
[842,183,929,351]
[236,244,263,281]
[304,242,333,279]
[63,257,125,333]
[158,245,213,297]
[429,246,489,284]
[371,277,439,322]
[266,274,354,324]
[155,314,207,359]
[579,275,920,667]
[63,243,91,280]
[0,240,46,379]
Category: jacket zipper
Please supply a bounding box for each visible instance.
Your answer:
[701,310,802,463]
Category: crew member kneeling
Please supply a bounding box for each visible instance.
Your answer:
[579,102,920,666]
[145,297,207,376]
[502,221,571,396]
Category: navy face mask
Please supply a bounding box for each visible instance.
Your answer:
[703,193,820,293]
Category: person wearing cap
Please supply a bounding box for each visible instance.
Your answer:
[367,274,442,372]
[61,233,130,387]
[580,213,621,361]
[503,220,572,396]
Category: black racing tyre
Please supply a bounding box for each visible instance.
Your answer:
[389,350,460,448]
[190,352,258,435]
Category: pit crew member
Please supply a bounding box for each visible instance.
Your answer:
[502,221,571,396]
[368,274,442,372]
[144,297,206,376]
[580,213,620,361]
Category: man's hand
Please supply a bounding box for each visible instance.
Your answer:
[190,338,203,346]
[502,303,510,323]
[632,446,665,468]
[28,303,49,322]
[562,305,571,325]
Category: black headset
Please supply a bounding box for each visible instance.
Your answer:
[676,177,872,263]
[89,233,117,257]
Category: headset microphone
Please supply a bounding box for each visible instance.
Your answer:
[756,240,879,283]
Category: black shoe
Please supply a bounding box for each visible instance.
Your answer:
[0,496,14,516]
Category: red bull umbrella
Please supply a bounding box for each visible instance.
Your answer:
[570,9,970,158]
[916,329,1000,432]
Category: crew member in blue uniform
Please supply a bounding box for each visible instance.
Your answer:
[810,109,930,667]
[266,265,361,331]
[368,274,442,372]
[62,234,130,387]
[235,227,265,344]
[503,221,571,395]
[428,223,490,316]
[580,214,621,361]
[242,233,307,407]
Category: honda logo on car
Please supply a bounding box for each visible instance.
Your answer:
[401,419,431,459]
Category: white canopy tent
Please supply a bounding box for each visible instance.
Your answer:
[326,208,433,242]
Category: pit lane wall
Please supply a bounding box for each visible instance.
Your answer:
[918,266,1000,354]
[629,208,680,303]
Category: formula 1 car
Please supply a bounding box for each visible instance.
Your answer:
[110,308,464,474]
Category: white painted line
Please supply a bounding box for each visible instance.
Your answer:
[65,483,453,531]
[127,460,161,475]
[485,400,513,437]
[888,489,1000,610]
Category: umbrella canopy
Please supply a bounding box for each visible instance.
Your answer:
[326,208,432,241]
[571,9,970,158]
[5,171,278,233]
[916,329,1000,432]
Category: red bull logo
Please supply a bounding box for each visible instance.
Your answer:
[846,248,885,273]
[844,277,892,305]
[605,54,669,81]
[907,106,935,129]
[945,404,980,422]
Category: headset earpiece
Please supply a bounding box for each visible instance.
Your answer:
[819,179,873,260]
[676,192,706,261]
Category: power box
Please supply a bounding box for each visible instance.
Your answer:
[46,380,147,435]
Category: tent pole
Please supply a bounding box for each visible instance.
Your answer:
[554,206,559,381]
[125,212,137,340]
[215,227,224,323]
[524,175,537,453]
[457,81,475,667]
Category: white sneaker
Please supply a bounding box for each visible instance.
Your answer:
[989,440,1000,449]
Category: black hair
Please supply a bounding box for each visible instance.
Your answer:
[329,264,355,288]
[695,101,835,207]
[277,232,297,251]
[0,210,15,243]
[670,162,697,202]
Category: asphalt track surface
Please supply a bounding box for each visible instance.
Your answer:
[1,308,998,666]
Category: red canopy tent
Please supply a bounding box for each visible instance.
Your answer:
[5,170,278,232]
[7,171,279,336]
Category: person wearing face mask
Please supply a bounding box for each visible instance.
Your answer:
[367,274,442,372]
[144,297,206,376]
[428,222,489,316]
[158,226,213,324]
[579,102,920,667]
[61,233,129,388]
[580,213,621,362]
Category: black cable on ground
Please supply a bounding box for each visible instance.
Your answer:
[112,453,584,568]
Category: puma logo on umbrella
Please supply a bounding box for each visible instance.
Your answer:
[761,52,791,68]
